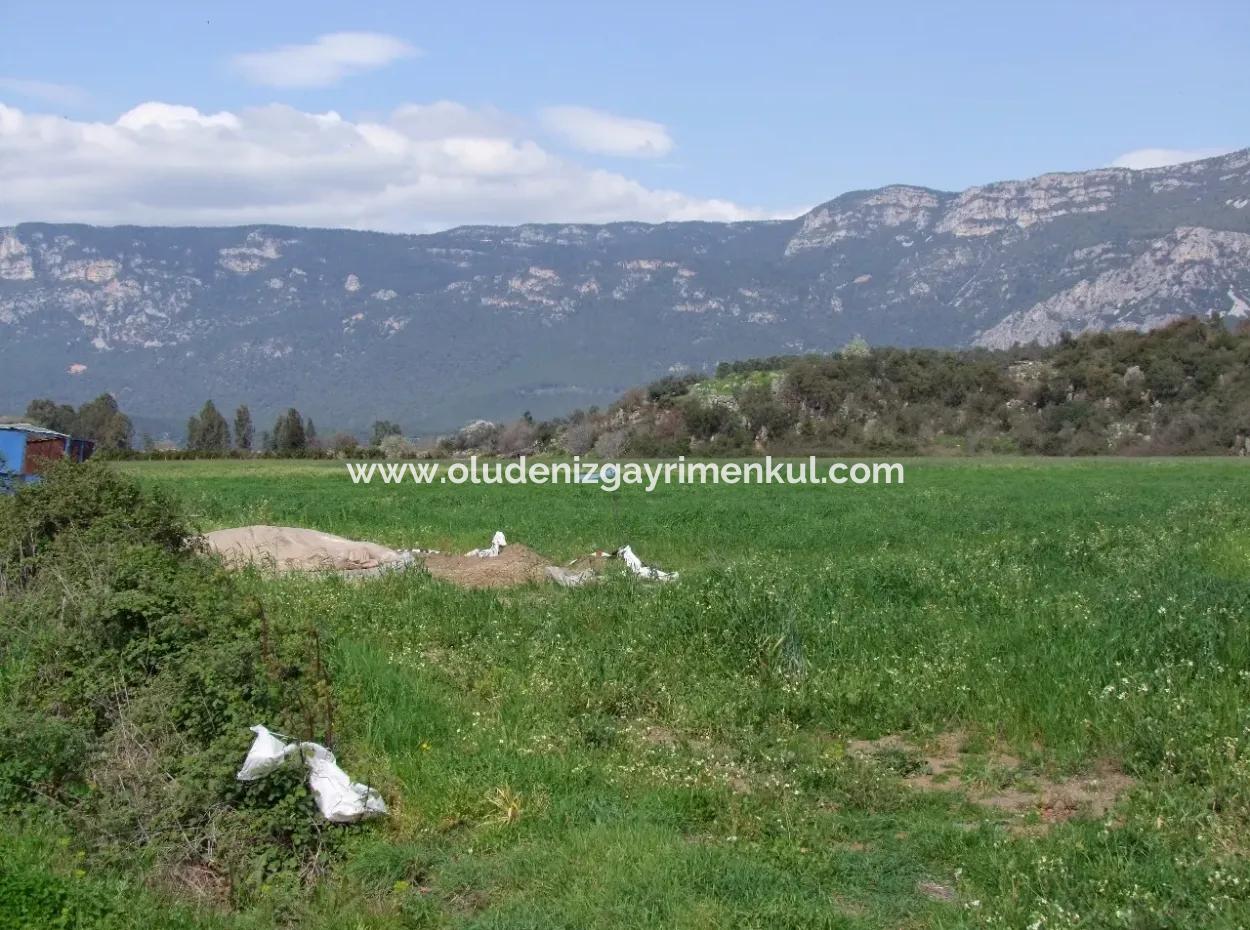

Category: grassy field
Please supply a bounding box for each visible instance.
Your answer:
[18,457,1250,928]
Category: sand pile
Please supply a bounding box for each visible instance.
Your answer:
[202,525,411,573]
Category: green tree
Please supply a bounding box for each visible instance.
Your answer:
[24,398,77,433]
[306,418,318,448]
[187,400,230,453]
[75,394,133,450]
[234,405,254,452]
[370,420,402,446]
[273,408,307,454]
[841,336,871,358]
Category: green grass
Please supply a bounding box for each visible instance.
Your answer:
[687,369,781,401]
[17,457,1250,928]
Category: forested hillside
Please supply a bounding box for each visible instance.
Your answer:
[511,317,1250,457]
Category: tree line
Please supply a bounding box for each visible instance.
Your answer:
[18,316,1250,459]
[183,404,408,455]
[183,402,320,455]
[19,395,133,450]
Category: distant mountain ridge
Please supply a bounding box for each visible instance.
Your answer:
[3,149,1248,434]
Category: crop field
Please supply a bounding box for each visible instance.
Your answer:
[8,457,1250,929]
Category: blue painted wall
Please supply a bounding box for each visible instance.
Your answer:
[0,430,26,475]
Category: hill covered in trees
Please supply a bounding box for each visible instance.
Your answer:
[500,316,1250,458]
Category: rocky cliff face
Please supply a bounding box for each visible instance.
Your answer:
[2,150,1248,433]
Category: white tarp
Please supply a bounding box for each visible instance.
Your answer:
[545,565,598,587]
[236,725,387,824]
[466,530,507,558]
[617,545,678,582]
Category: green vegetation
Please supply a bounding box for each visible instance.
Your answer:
[234,406,254,453]
[269,408,310,455]
[23,317,1250,462]
[20,394,134,449]
[0,463,341,926]
[542,317,1250,458]
[187,400,232,453]
[2,457,1245,927]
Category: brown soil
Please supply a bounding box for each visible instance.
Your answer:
[418,544,553,589]
[848,731,1133,827]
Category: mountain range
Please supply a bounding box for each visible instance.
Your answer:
[3,149,1248,435]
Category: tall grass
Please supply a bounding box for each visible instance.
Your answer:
[67,457,1250,927]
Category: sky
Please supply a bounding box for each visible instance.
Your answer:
[1,0,1247,232]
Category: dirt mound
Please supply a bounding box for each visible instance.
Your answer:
[418,544,553,589]
[202,525,409,573]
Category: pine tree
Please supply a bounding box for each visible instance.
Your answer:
[306,418,318,448]
[273,408,307,454]
[234,405,254,452]
[187,400,230,452]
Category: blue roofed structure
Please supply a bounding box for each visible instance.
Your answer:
[0,423,95,492]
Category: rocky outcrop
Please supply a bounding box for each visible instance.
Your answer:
[0,230,34,280]
[975,227,1250,348]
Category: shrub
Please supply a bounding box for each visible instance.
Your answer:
[0,462,343,905]
[379,434,418,459]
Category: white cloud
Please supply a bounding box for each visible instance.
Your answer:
[0,76,88,107]
[540,105,673,158]
[1109,146,1233,170]
[0,99,769,231]
[231,32,417,88]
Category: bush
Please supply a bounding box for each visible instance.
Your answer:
[0,462,344,905]
[379,434,418,459]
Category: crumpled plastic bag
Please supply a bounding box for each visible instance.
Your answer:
[236,725,388,824]
[617,545,678,582]
[236,725,301,780]
[301,743,389,823]
[466,530,507,558]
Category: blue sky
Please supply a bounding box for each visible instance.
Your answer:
[1,0,1247,231]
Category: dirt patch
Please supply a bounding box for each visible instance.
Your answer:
[916,880,957,903]
[642,725,679,748]
[418,544,553,589]
[981,764,1135,824]
[849,731,1133,827]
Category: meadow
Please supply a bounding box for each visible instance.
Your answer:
[9,457,1250,929]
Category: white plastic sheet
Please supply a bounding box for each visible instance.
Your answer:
[545,565,597,587]
[617,545,678,582]
[236,725,388,824]
[466,530,507,558]
[301,743,388,823]
[236,725,300,780]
